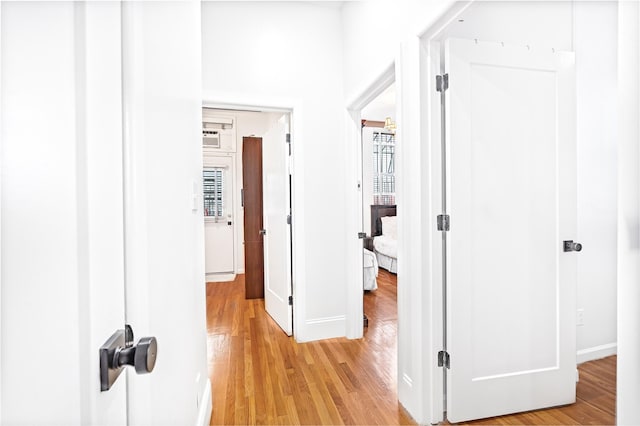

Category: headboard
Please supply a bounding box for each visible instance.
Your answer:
[371,204,397,237]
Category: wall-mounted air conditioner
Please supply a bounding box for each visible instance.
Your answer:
[203,129,221,148]
[202,114,236,152]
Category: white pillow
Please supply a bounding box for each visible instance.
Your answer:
[380,216,397,239]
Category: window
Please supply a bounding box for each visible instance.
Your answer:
[373,131,395,205]
[203,168,224,217]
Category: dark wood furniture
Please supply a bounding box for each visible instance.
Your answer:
[370,204,397,237]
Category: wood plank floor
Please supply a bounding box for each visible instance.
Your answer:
[458,355,616,425]
[206,270,616,425]
[206,269,412,425]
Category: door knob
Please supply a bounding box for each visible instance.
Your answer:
[100,326,158,391]
[114,336,157,374]
[563,240,583,252]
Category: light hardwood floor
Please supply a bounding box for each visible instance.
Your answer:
[206,270,616,425]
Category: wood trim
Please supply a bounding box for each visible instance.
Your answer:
[361,119,385,128]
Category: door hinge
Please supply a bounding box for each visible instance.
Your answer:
[436,74,449,92]
[286,133,291,156]
[287,214,292,225]
[358,232,367,239]
[288,295,293,306]
[438,350,450,369]
[437,214,450,231]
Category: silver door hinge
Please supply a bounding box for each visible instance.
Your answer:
[438,350,450,369]
[436,74,449,92]
[288,296,293,306]
[437,214,450,231]
[286,133,292,156]
[287,214,292,225]
[358,232,367,239]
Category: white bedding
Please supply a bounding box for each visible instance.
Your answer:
[374,215,398,273]
[363,248,378,291]
[373,235,397,259]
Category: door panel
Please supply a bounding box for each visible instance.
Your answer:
[121,2,210,424]
[243,137,265,299]
[262,115,293,336]
[446,38,576,422]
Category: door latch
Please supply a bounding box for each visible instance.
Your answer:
[259,229,267,236]
[563,240,583,252]
[100,326,158,391]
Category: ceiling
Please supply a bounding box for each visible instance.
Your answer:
[361,83,396,122]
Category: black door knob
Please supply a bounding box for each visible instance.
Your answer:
[564,240,583,252]
[114,336,158,374]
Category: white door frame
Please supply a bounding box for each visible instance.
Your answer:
[201,98,299,337]
[343,4,476,423]
[419,0,639,423]
[617,1,640,423]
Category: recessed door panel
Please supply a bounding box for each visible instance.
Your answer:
[445,38,577,422]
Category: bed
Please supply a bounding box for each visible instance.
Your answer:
[371,205,397,273]
[363,248,378,291]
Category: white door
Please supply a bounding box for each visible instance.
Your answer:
[121,2,211,424]
[262,115,293,335]
[445,38,577,422]
[204,157,235,275]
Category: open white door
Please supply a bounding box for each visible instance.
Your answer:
[444,38,577,422]
[262,114,293,336]
[121,2,211,425]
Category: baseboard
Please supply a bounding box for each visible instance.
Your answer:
[205,273,236,283]
[298,315,346,342]
[196,378,212,426]
[577,342,617,364]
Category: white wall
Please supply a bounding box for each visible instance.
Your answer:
[617,1,640,423]
[202,2,347,340]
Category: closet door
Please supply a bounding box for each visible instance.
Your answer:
[445,38,578,422]
[243,136,265,299]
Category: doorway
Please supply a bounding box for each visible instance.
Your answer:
[360,83,398,329]
[202,107,295,337]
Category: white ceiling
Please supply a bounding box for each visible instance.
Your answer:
[361,83,396,122]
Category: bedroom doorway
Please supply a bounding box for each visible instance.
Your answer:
[359,83,399,333]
